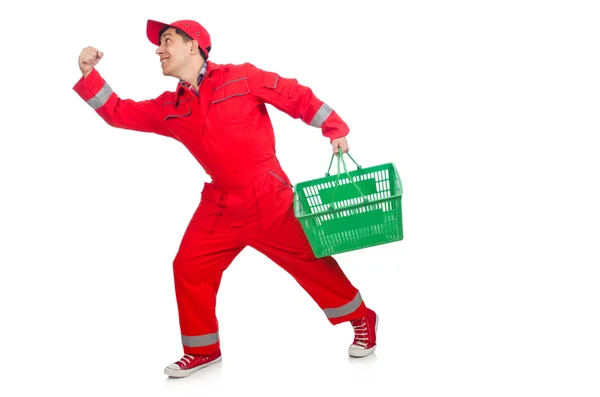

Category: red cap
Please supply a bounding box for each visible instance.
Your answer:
[147,19,211,59]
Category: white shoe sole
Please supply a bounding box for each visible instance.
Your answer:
[164,356,222,378]
[348,313,379,358]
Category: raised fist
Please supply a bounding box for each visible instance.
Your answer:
[79,46,104,78]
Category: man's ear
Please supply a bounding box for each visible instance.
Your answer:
[190,40,199,55]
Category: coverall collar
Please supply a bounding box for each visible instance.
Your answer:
[178,61,208,96]
[176,61,221,98]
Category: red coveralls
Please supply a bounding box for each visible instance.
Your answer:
[73,61,367,355]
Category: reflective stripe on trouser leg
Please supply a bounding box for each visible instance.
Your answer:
[182,332,219,347]
[323,291,363,319]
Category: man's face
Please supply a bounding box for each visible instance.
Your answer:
[156,28,191,77]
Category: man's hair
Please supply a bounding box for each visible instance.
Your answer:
[158,26,207,61]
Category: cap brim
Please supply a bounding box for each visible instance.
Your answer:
[146,19,170,46]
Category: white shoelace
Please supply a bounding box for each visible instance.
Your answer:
[352,320,369,347]
[179,354,196,366]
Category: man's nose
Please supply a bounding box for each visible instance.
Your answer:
[156,46,164,56]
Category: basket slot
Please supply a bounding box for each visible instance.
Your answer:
[312,203,401,257]
[318,178,377,205]
[321,207,385,236]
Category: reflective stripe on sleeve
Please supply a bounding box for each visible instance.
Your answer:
[86,82,113,110]
[310,102,333,127]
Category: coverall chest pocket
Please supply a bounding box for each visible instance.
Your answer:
[210,77,252,130]
[162,103,194,139]
[164,103,192,120]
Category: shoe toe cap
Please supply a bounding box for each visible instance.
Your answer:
[349,344,366,351]
[348,344,376,357]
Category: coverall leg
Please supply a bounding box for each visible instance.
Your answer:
[172,183,246,355]
[173,180,366,356]
[247,203,367,326]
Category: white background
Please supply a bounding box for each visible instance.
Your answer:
[1,0,599,396]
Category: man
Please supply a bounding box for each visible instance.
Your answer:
[74,19,378,378]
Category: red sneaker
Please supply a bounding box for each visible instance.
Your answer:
[349,308,378,357]
[164,350,222,378]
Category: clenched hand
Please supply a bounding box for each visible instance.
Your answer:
[331,137,349,155]
[79,46,104,78]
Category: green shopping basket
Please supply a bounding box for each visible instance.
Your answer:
[293,149,403,258]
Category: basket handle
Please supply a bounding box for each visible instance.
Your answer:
[325,148,361,176]
[327,148,368,211]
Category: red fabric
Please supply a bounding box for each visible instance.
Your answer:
[73,61,359,355]
[175,184,364,355]
[73,62,350,231]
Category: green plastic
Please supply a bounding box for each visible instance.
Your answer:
[293,149,403,258]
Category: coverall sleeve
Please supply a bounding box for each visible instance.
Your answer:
[72,69,173,138]
[245,63,350,142]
